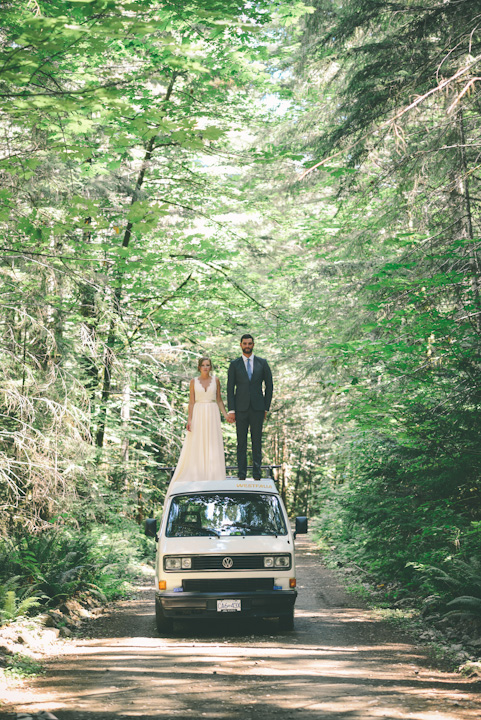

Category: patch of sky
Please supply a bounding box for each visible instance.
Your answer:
[260,93,292,115]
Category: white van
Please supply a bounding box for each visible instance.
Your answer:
[145,476,308,633]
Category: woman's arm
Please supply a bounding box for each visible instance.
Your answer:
[186,379,195,431]
[216,377,230,421]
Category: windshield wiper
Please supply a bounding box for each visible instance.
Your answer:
[219,523,278,535]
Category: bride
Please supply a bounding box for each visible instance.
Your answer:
[170,357,233,483]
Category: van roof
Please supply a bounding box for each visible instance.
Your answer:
[166,476,279,497]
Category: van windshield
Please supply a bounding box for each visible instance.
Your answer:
[166,493,288,538]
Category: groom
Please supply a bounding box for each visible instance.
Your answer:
[227,334,273,481]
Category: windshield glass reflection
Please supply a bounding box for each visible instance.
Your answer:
[166,493,287,537]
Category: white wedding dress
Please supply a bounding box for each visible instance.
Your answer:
[170,376,226,484]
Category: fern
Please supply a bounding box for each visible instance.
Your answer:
[445,595,481,620]
[0,588,43,625]
[3,591,16,618]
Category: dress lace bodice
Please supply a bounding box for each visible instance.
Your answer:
[194,376,217,403]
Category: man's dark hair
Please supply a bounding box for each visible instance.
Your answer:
[240,333,254,342]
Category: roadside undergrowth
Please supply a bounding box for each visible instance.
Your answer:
[0,506,155,692]
[0,513,155,623]
[311,522,481,675]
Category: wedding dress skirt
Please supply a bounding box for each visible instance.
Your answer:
[171,376,226,484]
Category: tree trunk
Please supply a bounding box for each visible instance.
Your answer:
[456,106,481,334]
[292,447,303,511]
[121,376,131,466]
[95,73,178,449]
[280,424,289,505]
[79,219,99,438]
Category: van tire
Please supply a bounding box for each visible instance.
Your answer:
[155,597,173,634]
[279,609,294,631]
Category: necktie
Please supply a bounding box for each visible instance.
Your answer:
[247,358,252,380]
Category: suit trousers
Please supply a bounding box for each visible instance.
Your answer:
[235,406,265,479]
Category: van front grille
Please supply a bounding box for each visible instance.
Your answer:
[191,554,266,571]
[182,578,274,593]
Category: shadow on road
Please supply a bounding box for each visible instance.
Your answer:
[5,538,481,720]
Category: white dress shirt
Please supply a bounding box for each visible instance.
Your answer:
[242,353,255,373]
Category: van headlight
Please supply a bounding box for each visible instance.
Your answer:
[264,555,290,568]
[165,557,192,570]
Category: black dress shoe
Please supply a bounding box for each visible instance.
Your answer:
[238,476,246,480]
[253,477,261,481]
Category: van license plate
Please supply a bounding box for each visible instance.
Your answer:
[217,599,241,612]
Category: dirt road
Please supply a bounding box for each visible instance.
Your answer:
[3,536,480,720]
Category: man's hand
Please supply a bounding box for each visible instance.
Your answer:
[264,411,268,420]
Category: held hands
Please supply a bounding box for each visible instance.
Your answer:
[224,413,267,423]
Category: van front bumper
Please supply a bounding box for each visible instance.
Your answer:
[156,589,297,619]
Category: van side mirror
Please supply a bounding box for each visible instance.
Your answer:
[145,518,158,538]
[295,516,308,535]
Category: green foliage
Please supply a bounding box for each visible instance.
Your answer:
[0,514,154,617]
[0,575,45,626]
[264,0,481,615]
[311,415,481,577]
[407,555,481,619]
[3,653,45,680]
[0,588,43,626]
[2,0,481,629]
[446,596,481,621]
[0,0,294,530]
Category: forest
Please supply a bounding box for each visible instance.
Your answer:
[1,0,481,627]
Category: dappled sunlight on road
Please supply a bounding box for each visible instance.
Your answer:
[6,538,480,720]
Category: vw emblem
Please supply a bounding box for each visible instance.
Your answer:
[222,556,234,569]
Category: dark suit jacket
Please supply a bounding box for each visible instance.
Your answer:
[227,356,273,413]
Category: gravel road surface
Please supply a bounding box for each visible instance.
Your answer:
[3,536,480,720]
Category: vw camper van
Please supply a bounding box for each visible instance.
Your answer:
[145,475,308,633]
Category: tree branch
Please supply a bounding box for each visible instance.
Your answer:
[128,272,194,343]
[299,54,481,180]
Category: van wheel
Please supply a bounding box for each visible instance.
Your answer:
[279,609,294,631]
[155,597,173,634]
